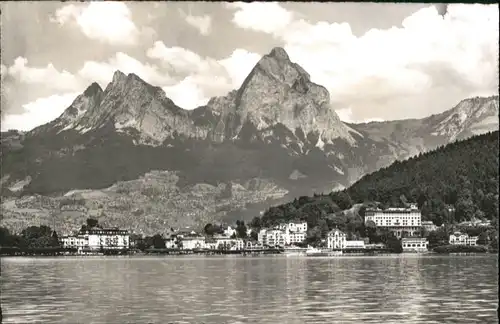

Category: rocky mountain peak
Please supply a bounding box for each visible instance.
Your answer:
[207,47,355,145]
[83,82,103,97]
[269,47,290,61]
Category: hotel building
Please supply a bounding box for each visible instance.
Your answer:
[258,222,308,247]
[258,229,286,247]
[364,203,421,238]
[61,227,130,252]
[327,229,347,249]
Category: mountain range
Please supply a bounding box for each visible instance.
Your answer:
[1,47,498,235]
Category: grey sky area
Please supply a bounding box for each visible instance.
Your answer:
[1,2,498,130]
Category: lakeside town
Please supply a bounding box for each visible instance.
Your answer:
[0,203,494,257]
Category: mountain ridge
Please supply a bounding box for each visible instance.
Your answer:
[1,47,498,235]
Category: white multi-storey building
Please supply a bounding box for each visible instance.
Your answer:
[258,229,286,247]
[286,231,307,245]
[402,237,429,252]
[364,203,421,238]
[61,228,130,252]
[327,229,346,249]
[449,232,478,246]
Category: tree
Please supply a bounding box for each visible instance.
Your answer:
[329,191,353,210]
[250,216,262,230]
[386,235,403,253]
[86,218,99,228]
[236,220,247,238]
[477,231,489,245]
[204,223,216,236]
[152,234,166,249]
[51,230,60,247]
[318,219,329,238]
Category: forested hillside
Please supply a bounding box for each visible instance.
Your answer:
[347,131,499,226]
[258,131,499,230]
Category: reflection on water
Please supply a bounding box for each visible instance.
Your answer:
[1,255,498,323]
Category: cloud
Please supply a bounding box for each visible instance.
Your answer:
[227,2,293,34]
[147,42,261,109]
[182,11,212,36]
[162,76,212,109]
[51,2,139,45]
[6,57,83,91]
[1,92,80,131]
[146,41,212,75]
[78,52,173,88]
[336,107,384,124]
[228,3,499,120]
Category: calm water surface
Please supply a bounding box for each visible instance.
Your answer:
[1,254,498,323]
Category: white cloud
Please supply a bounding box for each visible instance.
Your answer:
[218,49,261,89]
[162,76,211,109]
[147,41,212,74]
[336,107,384,124]
[51,2,139,45]
[229,3,499,120]
[1,92,80,131]
[185,14,212,36]
[147,42,261,109]
[7,57,83,91]
[78,52,172,88]
[227,2,293,35]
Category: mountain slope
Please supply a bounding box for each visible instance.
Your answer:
[1,47,498,234]
[350,96,499,159]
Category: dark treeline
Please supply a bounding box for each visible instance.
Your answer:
[0,225,60,250]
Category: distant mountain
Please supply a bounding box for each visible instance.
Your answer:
[350,96,499,160]
[1,47,498,235]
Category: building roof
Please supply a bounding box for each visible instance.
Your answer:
[328,228,345,235]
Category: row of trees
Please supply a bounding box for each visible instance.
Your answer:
[0,225,60,249]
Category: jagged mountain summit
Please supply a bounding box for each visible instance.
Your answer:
[34,47,357,148]
[206,47,356,145]
[1,47,499,234]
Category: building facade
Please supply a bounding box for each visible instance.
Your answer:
[402,237,429,252]
[214,237,245,250]
[449,232,478,246]
[181,236,206,250]
[364,203,421,238]
[61,228,130,252]
[258,229,286,247]
[344,240,365,249]
[327,229,347,249]
[279,222,308,233]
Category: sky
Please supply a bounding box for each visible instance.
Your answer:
[0,2,498,131]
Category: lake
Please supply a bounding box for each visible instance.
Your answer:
[0,254,498,323]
